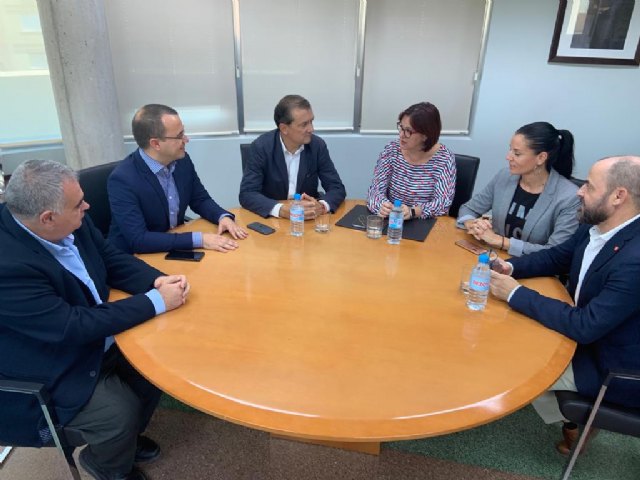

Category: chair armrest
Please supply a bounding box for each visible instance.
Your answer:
[0,379,50,404]
[604,370,640,386]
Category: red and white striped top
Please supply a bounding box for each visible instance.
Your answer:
[367,140,456,218]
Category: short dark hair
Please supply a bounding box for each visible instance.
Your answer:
[274,95,311,127]
[132,104,179,149]
[398,102,441,152]
[515,122,574,179]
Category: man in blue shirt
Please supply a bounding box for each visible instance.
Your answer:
[0,160,189,480]
[108,104,248,254]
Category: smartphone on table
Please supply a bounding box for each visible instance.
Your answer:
[165,250,205,262]
[247,222,276,235]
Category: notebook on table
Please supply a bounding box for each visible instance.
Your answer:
[335,204,436,242]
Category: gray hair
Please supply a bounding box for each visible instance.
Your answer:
[5,159,78,219]
[604,156,640,209]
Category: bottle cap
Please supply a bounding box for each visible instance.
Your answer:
[393,199,401,207]
[293,193,301,200]
[479,252,490,263]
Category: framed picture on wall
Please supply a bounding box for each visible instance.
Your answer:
[549,0,640,65]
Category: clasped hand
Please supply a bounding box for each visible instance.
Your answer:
[281,193,326,220]
[154,275,190,311]
[466,218,501,245]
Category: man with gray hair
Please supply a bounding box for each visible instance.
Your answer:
[490,155,640,455]
[239,94,346,218]
[0,160,189,480]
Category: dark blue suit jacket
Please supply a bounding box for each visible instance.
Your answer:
[108,150,233,253]
[509,218,640,407]
[239,130,346,218]
[0,205,162,445]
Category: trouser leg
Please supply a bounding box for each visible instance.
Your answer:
[532,362,578,424]
[111,346,161,433]
[65,347,161,475]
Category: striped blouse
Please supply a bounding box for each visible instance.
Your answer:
[366,140,457,218]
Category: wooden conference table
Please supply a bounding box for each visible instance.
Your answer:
[114,200,575,454]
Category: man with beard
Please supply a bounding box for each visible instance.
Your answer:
[489,155,640,455]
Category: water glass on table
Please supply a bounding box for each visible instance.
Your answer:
[314,211,331,233]
[366,215,383,239]
[460,264,474,295]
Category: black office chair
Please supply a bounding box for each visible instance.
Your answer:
[240,143,253,174]
[0,379,83,479]
[569,177,586,188]
[449,154,480,218]
[555,370,640,480]
[77,161,120,237]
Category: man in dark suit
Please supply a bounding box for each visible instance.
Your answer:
[108,104,248,254]
[0,160,189,480]
[239,95,346,219]
[489,155,640,454]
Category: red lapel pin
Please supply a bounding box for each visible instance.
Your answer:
[614,245,619,252]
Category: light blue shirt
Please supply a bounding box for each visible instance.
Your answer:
[139,148,203,248]
[13,215,165,350]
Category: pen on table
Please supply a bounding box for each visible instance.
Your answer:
[352,224,366,229]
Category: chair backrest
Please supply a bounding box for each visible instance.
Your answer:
[449,154,480,218]
[77,161,120,237]
[240,144,253,174]
[570,177,586,188]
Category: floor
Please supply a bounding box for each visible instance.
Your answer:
[0,408,542,480]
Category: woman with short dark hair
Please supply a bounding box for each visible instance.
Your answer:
[367,102,456,219]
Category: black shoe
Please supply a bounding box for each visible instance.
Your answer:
[79,447,147,480]
[134,435,161,464]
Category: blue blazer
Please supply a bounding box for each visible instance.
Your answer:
[108,150,233,253]
[509,218,640,407]
[239,130,346,218]
[0,205,162,445]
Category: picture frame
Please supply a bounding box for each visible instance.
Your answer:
[549,0,640,65]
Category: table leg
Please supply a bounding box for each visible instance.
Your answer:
[270,434,380,455]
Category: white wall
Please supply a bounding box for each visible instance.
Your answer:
[182,0,640,209]
[6,0,640,210]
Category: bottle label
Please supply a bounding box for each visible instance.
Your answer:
[290,207,304,223]
[389,213,403,229]
[470,275,489,292]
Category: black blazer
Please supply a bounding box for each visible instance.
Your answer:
[239,130,346,218]
[0,205,163,445]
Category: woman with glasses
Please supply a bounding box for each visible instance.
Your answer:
[366,102,456,219]
[457,122,580,256]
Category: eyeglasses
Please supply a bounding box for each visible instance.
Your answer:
[159,132,188,141]
[396,122,416,138]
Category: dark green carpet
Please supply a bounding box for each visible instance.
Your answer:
[388,405,639,480]
[159,395,639,479]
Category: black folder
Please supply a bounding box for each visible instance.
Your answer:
[335,204,436,242]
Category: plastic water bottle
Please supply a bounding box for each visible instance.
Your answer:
[387,199,403,245]
[290,193,304,237]
[467,253,491,311]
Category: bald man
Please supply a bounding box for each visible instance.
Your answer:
[490,156,640,455]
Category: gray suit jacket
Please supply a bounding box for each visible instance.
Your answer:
[456,168,580,256]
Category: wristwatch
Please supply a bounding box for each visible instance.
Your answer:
[410,207,417,219]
